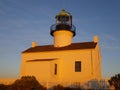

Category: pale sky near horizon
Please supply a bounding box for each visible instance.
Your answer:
[0,0,120,78]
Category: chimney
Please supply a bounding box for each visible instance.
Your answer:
[94,35,99,43]
[32,42,38,48]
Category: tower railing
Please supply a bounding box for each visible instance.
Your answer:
[50,24,76,36]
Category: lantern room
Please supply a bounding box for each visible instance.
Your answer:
[56,9,72,25]
[50,9,76,37]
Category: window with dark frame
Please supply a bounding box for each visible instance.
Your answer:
[54,64,57,75]
[75,61,81,72]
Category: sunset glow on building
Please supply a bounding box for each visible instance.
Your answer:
[20,9,101,88]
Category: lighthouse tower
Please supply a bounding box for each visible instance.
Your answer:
[50,9,76,47]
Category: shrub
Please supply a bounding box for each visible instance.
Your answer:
[10,76,47,90]
[0,84,7,90]
[108,73,120,90]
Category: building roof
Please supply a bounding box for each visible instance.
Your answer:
[22,42,97,53]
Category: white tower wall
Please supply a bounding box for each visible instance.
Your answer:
[53,30,73,47]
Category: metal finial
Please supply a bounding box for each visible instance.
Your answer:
[62,8,66,12]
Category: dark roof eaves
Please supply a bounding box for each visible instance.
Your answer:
[22,47,95,53]
[22,42,97,53]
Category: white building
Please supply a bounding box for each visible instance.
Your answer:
[20,9,102,88]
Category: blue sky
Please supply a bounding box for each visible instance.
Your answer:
[0,0,120,78]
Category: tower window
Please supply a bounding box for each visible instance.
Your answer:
[54,64,57,75]
[75,61,81,72]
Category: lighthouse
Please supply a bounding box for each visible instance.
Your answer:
[21,9,101,89]
[50,9,76,47]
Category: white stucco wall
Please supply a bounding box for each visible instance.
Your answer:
[20,45,101,87]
